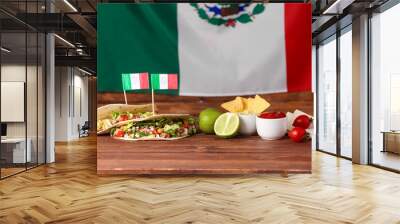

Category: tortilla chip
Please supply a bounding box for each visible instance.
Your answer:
[247,95,270,114]
[221,97,244,113]
[242,98,250,113]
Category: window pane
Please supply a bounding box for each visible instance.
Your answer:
[317,36,337,154]
[0,0,46,179]
[340,29,352,158]
[371,3,400,171]
[38,33,46,165]
[27,31,38,169]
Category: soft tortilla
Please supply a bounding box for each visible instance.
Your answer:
[97,104,154,135]
[97,103,154,120]
[97,111,192,135]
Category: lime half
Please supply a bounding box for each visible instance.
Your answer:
[214,112,240,138]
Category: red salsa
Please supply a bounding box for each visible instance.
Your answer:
[258,112,286,119]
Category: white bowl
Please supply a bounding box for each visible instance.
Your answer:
[256,116,287,140]
[238,113,256,136]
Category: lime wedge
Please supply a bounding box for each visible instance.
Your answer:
[214,112,240,138]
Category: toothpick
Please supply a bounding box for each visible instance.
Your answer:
[151,88,155,115]
[123,90,128,105]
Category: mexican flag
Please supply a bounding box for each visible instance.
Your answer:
[98,3,311,96]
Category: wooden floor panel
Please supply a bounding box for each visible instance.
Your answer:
[1,136,400,223]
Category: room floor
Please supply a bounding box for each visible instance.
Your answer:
[372,150,400,171]
[0,136,400,223]
[0,163,42,178]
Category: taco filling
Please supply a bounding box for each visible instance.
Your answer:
[97,111,153,133]
[111,117,197,140]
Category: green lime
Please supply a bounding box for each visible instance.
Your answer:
[199,108,222,134]
[214,112,240,138]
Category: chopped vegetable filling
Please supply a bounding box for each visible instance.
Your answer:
[111,117,197,139]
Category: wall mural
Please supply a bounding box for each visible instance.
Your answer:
[96,3,313,175]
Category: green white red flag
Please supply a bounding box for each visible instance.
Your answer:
[98,4,311,95]
[122,73,149,90]
[151,74,178,90]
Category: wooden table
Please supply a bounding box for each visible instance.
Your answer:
[97,134,311,175]
[381,131,400,154]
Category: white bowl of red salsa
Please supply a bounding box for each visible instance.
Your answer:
[256,112,287,140]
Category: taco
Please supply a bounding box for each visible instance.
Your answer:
[110,114,197,141]
[97,104,155,135]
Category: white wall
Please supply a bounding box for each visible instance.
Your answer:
[54,67,69,141]
[71,72,89,138]
[54,67,89,141]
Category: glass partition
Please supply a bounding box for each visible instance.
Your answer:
[38,32,46,165]
[370,3,400,171]
[339,27,352,158]
[0,1,46,179]
[27,31,38,169]
[317,35,337,154]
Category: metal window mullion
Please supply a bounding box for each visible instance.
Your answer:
[367,11,373,165]
[315,44,320,150]
[36,0,39,167]
[44,33,47,164]
[44,0,48,165]
[25,0,28,171]
[336,28,341,157]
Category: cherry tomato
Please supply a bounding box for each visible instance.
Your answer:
[293,115,312,129]
[259,112,286,119]
[114,129,125,137]
[118,114,129,122]
[288,127,306,142]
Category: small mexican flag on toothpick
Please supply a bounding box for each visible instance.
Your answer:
[121,73,149,104]
[121,73,179,115]
[150,73,179,115]
[151,74,179,90]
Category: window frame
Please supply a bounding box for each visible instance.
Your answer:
[367,0,400,173]
[0,1,48,180]
[315,24,353,160]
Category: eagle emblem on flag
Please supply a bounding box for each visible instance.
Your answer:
[190,3,265,28]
